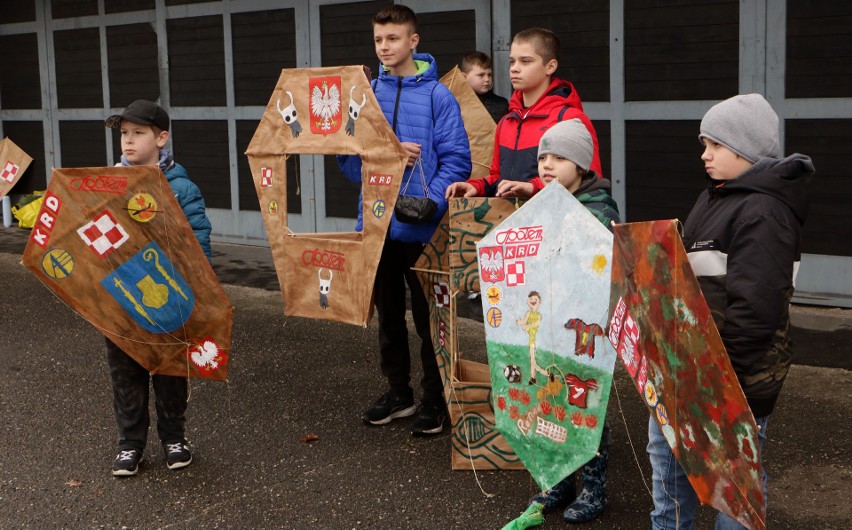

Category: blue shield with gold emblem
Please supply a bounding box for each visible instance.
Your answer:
[101,241,195,333]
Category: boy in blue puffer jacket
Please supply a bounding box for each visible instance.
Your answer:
[103,99,212,476]
[338,5,471,436]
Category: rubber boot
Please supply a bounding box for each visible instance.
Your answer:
[528,472,576,514]
[563,448,608,523]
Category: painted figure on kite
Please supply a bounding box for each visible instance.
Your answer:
[318,267,333,309]
[276,91,302,138]
[345,86,367,136]
[564,318,605,358]
[517,290,547,385]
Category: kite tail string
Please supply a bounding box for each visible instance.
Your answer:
[156,169,196,401]
[612,371,652,497]
[30,273,186,348]
[449,288,495,499]
[449,381,495,498]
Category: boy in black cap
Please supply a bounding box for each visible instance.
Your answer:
[103,99,212,477]
[648,94,813,529]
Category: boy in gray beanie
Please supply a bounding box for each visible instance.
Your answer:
[699,93,780,163]
[648,93,814,529]
[520,119,619,525]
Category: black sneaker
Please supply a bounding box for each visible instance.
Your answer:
[163,441,193,470]
[112,449,142,477]
[362,390,416,425]
[411,400,447,436]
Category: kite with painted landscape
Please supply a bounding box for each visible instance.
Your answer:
[476,183,617,490]
[0,137,34,200]
[246,66,408,327]
[608,219,765,530]
[21,165,233,381]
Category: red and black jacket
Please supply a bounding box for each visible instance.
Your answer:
[468,77,603,196]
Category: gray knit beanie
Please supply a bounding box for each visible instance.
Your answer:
[699,93,780,163]
[538,119,594,173]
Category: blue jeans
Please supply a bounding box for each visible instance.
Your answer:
[647,415,768,530]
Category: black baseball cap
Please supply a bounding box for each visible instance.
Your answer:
[105,99,170,131]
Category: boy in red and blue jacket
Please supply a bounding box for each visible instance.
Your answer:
[446,27,601,200]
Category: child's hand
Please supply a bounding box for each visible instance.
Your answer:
[445,182,478,199]
[400,142,421,166]
[496,180,534,198]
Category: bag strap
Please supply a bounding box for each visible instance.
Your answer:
[399,157,429,198]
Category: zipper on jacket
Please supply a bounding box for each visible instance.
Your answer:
[508,113,526,179]
[391,77,403,133]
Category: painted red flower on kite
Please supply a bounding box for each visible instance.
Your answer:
[497,396,507,411]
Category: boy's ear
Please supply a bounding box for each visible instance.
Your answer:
[156,129,170,149]
[545,58,558,76]
[410,32,420,50]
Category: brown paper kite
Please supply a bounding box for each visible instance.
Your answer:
[413,200,526,471]
[246,66,408,327]
[439,66,497,181]
[21,166,234,381]
[0,137,34,200]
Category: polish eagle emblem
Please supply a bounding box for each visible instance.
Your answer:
[479,246,505,283]
[309,76,342,135]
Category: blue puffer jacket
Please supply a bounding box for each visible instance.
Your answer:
[338,53,471,243]
[121,150,212,260]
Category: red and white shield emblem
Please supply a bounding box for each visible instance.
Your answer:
[2,160,19,183]
[260,167,273,188]
[309,76,342,136]
[433,281,450,307]
[77,210,129,258]
[506,261,526,286]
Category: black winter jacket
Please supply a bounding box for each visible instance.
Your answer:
[682,154,813,417]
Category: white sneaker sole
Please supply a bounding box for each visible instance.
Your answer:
[167,456,193,470]
[365,404,417,425]
[112,467,138,477]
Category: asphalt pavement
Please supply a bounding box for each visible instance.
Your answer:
[0,225,850,529]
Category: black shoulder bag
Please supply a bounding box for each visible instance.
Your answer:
[394,156,437,223]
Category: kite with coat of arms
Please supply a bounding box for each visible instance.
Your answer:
[476,183,617,491]
[246,65,408,327]
[608,219,765,530]
[0,137,34,200]
[21,165,233,381]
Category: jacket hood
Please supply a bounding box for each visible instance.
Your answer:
[574,174,611,195]
[508,77,583,115]
[377,53,438,84]
[714,153,813,224]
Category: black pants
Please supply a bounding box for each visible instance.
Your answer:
[106,338,188,451]
[374,239,443,404]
